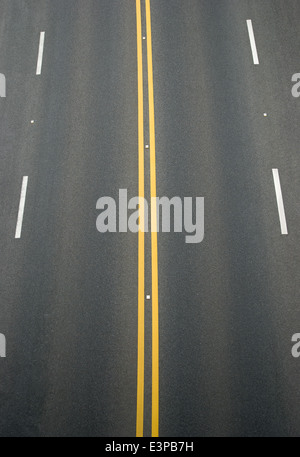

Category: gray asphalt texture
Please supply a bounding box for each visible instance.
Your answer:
[0,0,299,437]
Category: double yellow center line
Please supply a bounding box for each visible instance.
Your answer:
[136,0,159,438]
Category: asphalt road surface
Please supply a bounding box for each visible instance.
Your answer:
[0,0,299,437]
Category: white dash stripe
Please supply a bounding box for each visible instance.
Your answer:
[36,31,45,75]
[15,176,28,239]
[272,169,288,235]
[246,20,259,65]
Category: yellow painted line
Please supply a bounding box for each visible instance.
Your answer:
[145,0,159,438]
[136,0,145,438]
